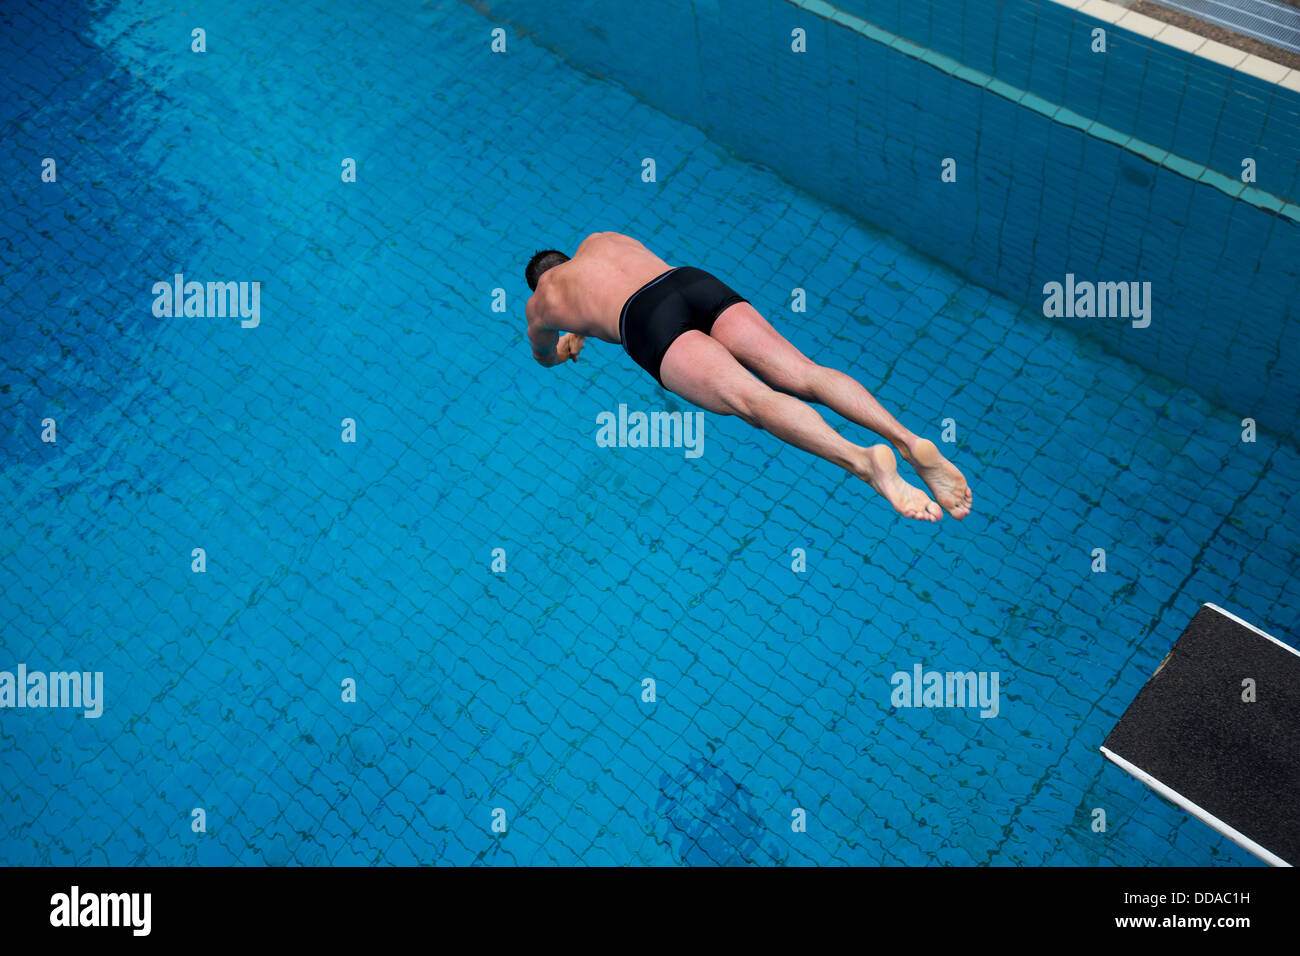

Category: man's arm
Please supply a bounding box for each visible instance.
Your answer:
[526,299,584,368]
[528,322,562,367]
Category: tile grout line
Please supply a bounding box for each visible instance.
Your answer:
[788,0,1300,222]
[1061,0,1300,89]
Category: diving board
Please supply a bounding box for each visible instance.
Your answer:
[1102,603,1300,867]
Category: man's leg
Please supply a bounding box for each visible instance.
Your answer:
[659,331,941,521]
[710,303,972,519]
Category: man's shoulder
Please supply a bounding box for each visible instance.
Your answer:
[526,286,558,329]
[577,230,636,250]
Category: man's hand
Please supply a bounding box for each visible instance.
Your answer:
[556,333,586,363]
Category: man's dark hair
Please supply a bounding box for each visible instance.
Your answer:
[526,249,570,291]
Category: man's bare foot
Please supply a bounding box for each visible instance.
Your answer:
[859,444,942,522]
[901,438,973,519]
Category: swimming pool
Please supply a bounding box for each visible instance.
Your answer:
[1,0,1296,866]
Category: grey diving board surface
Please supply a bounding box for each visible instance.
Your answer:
[1101,603,1300,867]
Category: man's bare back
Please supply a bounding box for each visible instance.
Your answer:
[522,232,973,522]
[526,232,668,351]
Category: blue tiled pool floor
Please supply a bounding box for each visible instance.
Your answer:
[1,0,1295,866]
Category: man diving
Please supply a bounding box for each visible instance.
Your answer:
[524,232,972,522]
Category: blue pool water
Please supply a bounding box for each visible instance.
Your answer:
[1,0,1296,866]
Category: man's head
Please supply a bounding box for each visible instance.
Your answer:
[526,249,570,291]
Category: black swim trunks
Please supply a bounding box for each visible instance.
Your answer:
[619,266,748,386]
